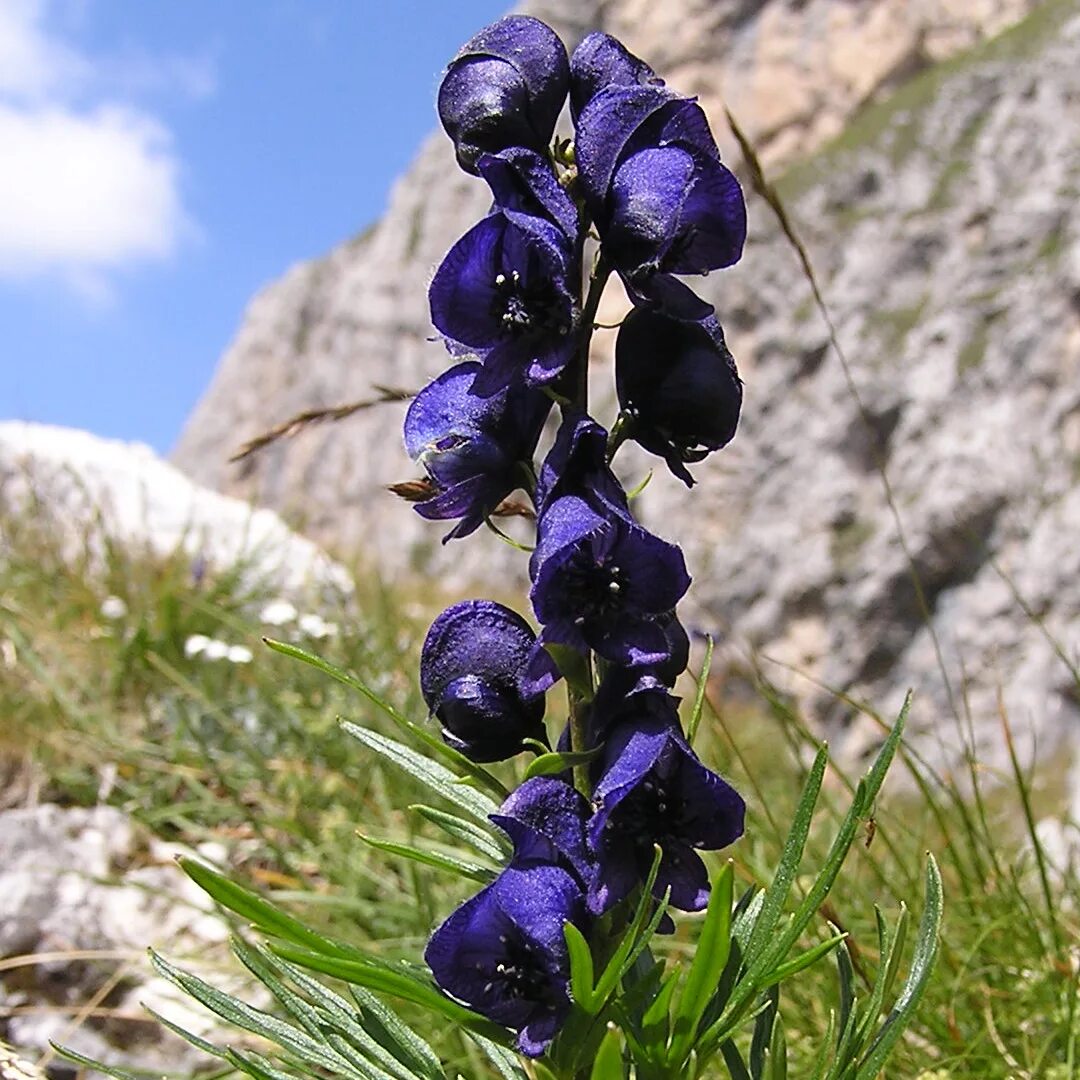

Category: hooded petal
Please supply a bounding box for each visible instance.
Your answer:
[438,16,570,173]
[421,600,548,761]
[491,776,592,882]
[569,32,663,121]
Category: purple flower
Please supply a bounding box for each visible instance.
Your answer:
[575,83,746,316]
[587,707,745,915]
[425,864,584,1056]
[491,776,592,884]
[534,412,630,520]
[529,495,690,667]
[404,361,550,540]
[420,601,551,762]
[616,307,742,486]
[428,205,578,394]
[438,15,569,174]
[569,31,664,122]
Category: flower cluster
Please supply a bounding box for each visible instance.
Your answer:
[404,16,748,1057]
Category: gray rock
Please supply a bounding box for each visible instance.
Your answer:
[0,805,244,1075]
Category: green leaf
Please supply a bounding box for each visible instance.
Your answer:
[263,637,508,801]
[140,1004,228,1059]
[766,1019,787,1080]
[719,1038,752,1080]
[235,939,440,1080]
[226,1048,314,1080]
[853,854,943,1079]
[50,1045,155,1080]
[357,833,495,883]
[524,745,603,780]
[545,643,594,700]
[686,634,715,745]
[590,1025,627,1080]
[342,722,500,827]
[669,861,734,1061]
[178,856,365,959]
[268,942,512,1046]
[149,949,353,1076]
[742,744,828,975]
[749,987,778,1079]
[853,905,908,1048]
[468,1033,529,1080]
[807,1010,836,1080]
[409,804,510,861]
[564,921,597,1013]
[640,969,679,1054]
[756,931,847,990]
[348,985,444,1080]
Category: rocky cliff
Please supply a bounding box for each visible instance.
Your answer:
[174,0,1080,770]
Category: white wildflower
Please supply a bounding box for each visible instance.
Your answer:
[100,595,128,620]
[203,638,230,660]
[227,644,254,664]
[298,613,339,639]
[184,634,211,658]
[259,599,298,626]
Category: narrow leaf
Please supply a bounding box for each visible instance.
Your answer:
[525,746,602,780]
[853,855,943,1079]
[590,1025,626,1080]
[358,833,495,883]
[756,932,847,990]
[410,804,509,861]
[179,856,365,960]
[469,1033,529,1080]
[564,921,598,1013]
[687,634,715,745]
[669,861,734,1059]
[342,722,500,826]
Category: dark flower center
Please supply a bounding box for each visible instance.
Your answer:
[483,933,560,1010]
[492,266,564,338]
[560,547,628,623]
[612,775,683,852]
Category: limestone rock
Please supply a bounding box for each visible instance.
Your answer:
[0,804,242,1074]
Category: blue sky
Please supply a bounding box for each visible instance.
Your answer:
[0,0,507,455]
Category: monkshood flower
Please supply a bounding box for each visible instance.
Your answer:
[534,411,630,520]
[575,82,746,316]
[420,600,552,762]
[425,863,585,1057]
[429,203,578,394]
[404,361,551,540]
[569,30,665,122]
[491,776,592,884]
[530,495,690,667]
[587,703,745,915]
[616,307,742,486]
[438,15,569,175]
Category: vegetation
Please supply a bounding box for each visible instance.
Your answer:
[1,471,1076,1077]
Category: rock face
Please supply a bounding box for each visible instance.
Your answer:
[0,804,240,1074]
[173,0,1080,769]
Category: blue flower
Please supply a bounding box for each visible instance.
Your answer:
[530,495,690,667]
[491,776,592,884]
[575,83,746,317]
[404,361,550,540]
[428,204,578,394]
[586,703,745,915]
[425,864,585,1056]
[569,31,664,122]
[438,15,569,174]
[615,307,742,486]
[534,412,630,520]
[420,601,551,762]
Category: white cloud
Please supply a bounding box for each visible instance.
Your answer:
[0,0,201,293]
